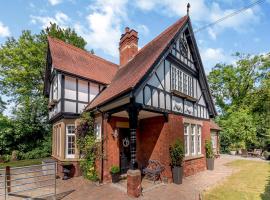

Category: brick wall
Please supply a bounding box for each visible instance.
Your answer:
[98,114,212,182]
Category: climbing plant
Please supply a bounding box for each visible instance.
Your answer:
[76,112,101,181]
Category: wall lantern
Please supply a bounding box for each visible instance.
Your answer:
[113,128,119,138]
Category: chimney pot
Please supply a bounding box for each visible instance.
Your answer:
[125,27,130,33]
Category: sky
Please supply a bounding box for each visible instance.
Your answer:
[0,0,270,115]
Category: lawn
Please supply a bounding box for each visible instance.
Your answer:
[203,160,270,200]
[0,158,43,169]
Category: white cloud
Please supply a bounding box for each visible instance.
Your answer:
[135,0,260,39]
[30,12,70,28]
[48,0,62,6]
[200,48,233,73]
[137,24,149,35]
[74,0,128,57]
[0,22,10,37]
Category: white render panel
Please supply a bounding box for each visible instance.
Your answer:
[152,89,159,107]
[78,80,88,102]
[90,83,99,102]
[144,86,151,106]
[57,74,61,100]
[159,93,165,109]
[164,60,170,91]
[156,61,165,89]
[172,96,183,113]
[165,94,171,110]
[148,74,161,89]
[196,81,206,106]
[65,76,76,100]
[64,101,76,113]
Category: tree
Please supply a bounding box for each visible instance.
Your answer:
[0,23,88,157]
[208,53,270,152]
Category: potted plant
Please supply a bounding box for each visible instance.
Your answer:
[169,139,185,184]
[229,144,237,155]
[110,166,120,183]
[205,140,214,170]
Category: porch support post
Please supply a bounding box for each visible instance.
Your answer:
[128,105,139,170]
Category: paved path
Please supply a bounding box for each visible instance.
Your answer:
[55,155,246,200]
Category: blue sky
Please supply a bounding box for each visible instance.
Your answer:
[0,0,270,115]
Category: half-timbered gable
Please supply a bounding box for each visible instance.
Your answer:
[135,21,213,120]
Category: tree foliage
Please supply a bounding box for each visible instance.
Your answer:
[0,23,88,158]
[208,53,270,152]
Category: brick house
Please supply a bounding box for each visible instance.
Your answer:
[44,15,220,183]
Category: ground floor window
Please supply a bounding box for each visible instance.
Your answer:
[66,124,75,158]
[184,123,202,157]
[94,123,101,141]
[53,124,61,157]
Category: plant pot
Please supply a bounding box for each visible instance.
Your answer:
[206,158,214,170]
[172,166,183,184]
[111,173,120,183]
[230,150,236,155]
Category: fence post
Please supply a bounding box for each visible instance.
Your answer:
[5,166,10,193]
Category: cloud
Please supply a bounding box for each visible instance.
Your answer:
[200,48,233,73]
[135,0,260,39]
[74,0,128,57]
[30,12,70,28]
[0,22,10,37]
[137,24,149,35]
[48,0,62,6]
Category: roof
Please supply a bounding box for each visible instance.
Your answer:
[86,15,189,110]
[47,37,118,85]
[210,120,222,131]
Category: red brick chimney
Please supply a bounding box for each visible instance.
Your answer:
[119,27,138,66]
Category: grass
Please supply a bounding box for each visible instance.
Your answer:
[203,160,270,200]
[0,158,44,169]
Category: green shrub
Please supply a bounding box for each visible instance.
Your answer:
[110,166,120,174]
[263,151,270,160]
[169,139,185,166]
[3,154,11,163]
[205,140,214,159]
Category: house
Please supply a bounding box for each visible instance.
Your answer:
[44,14,220,186]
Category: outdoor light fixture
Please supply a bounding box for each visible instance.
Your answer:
[113,128,119,138]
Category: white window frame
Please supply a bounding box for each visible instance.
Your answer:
[191,125,196,155]
[66,124,76,159]
[94,123,102,141]
[184,124,189,156]
[197,125,202,155]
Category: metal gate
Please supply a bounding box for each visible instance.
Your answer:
[0,161,56,200]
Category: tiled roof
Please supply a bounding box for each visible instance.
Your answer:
[48,37,118,85]
[86,15,188,110]
[210,120,222,131]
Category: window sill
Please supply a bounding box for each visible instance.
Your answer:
[184,154,204,161]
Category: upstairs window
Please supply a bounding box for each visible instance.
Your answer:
[171,65,194,98]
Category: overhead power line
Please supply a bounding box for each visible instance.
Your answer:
[192,0,265,34]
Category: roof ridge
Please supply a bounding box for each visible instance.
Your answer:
[47,36,118,67]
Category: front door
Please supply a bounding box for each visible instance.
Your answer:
[119,128,131,174]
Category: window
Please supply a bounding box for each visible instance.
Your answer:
[197,125,202,154]
[95,123,101,140]
[184,123,202,157]
[66,125,75,158]
[184,124,189,156]
[183,74,187,94]
[211,133,217,149]
[191,125,196,155]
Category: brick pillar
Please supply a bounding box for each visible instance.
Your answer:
[127,169,141,198]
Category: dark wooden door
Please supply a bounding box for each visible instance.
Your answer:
[119,128,131,174]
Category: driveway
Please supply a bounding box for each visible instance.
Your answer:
[55,155,244,200]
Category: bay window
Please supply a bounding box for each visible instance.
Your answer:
[191,125,196,155]
[66,125,75,158]
[197,125,202,154]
